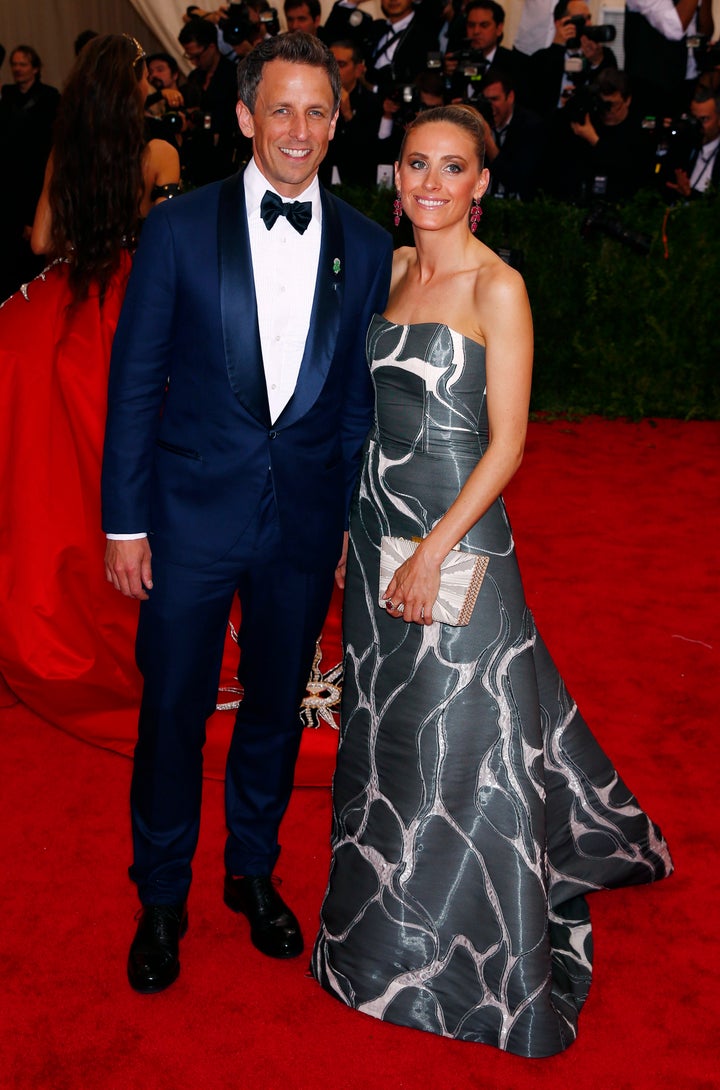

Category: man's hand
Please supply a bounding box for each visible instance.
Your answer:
[667,167,692,197]
[553,16,580,46]
[161,87,184,109]
[571,112,600,145]
[105,538,154,600]
[335,532,349,590]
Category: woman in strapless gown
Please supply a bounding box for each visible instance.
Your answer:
[311,106,673,1058]
[0,36,179,724]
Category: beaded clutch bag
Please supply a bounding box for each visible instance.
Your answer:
[378,536,490,627]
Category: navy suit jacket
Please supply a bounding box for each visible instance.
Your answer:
[101,170,393,572]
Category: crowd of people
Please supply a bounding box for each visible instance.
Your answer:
[0,8,677,1061]
[2,1,719,295]
[132,0,720,203]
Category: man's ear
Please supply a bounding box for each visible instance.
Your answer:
[236,99,255,139]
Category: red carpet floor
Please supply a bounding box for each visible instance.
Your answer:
[1,419,718,1089]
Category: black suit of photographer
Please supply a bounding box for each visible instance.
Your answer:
[366,1,444,92]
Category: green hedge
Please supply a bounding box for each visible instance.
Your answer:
[336,186,720,419]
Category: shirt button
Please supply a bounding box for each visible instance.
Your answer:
[269,430,277,439]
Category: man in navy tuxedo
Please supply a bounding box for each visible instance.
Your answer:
[102,32,392,995]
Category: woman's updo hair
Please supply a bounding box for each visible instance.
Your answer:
[398,104,486,171]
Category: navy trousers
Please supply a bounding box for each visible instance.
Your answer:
[129,477,336,904]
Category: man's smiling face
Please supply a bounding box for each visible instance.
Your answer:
[237,59,338,197]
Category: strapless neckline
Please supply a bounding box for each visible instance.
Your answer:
[372,313,485,351]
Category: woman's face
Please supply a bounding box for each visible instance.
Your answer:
[395,121,489,231]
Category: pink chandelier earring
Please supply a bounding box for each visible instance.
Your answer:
[470,199,482,234]
[393,192,403,227]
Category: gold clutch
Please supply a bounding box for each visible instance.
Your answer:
[378,536,490,627]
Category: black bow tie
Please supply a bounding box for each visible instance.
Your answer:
[260,190,312,235]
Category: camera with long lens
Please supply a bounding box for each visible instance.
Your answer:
[651,113,704,185]
[219,3,257,45]
[462,91,494,128]
[454,44,488,79]
[566,15,616,50]
[563,83,610,126]
[390,83,422,125]
[687,33,720,72]
[259,8,280,35]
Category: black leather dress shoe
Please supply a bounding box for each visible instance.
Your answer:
[127,902,188,994]
[224,875,303,959]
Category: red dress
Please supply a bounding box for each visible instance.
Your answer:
[0,257,142,753]
[0,258,342,782]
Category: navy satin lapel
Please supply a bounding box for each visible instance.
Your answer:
[275,188,344,429]
[218,171,271,426]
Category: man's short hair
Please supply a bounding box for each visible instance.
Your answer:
[415,70,445,97]
[553,0,572,22]
[147,51,180,77]
[465,1,505,25]
[692,84,720,113]
[330,39,364,66]
[237,30,341,112]
[483,66,515,96]
[74,30,98,56]
[596,69,630,99]
[178,18,218,49]
[284,0,322,17]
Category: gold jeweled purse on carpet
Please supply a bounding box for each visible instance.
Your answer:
[378,536,490,627]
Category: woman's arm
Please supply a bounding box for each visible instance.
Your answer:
[384,261,534,624]
[30,154,54,255]
[140,139,181,217]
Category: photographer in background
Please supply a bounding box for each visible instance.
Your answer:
[365,0,444,96]
[320,1,374,47]
[625,0,714,119]
[320,39,382,187]
[284,0,322,34]
[178,17,242,185]
[527,0,616,119]
[144,53,187,147]
[445,1,526,101]
[479,67,544,199]
[666,85,720,195]
[566,69,656,200]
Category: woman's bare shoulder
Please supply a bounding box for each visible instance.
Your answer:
[390,245,416,291]
[475,244,529,308]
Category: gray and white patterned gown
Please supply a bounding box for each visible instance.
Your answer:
[311,317,673,1058]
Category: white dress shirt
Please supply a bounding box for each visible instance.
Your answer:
[625,0,685,40]
[244,157,322,424]
[373,12,415,69]
[689,135,720,192]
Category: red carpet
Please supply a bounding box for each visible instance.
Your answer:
[1,418,718,1088]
